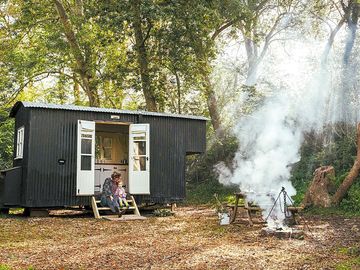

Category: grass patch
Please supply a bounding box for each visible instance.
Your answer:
[335,257,360,270]
[9,208,24,215]
[185,180,238,205]
[336,246,360,270]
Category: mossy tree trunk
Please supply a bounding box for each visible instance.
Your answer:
[332,123,360,205]
[303,123,360,207]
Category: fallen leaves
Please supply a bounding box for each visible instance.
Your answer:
[0,206,359,269]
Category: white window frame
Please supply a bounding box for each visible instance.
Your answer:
[15,126,25,159]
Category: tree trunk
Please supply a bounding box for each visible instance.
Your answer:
[53,0,99,107]
[321,16,346,66]
[73,73,80,105]
[174,71,181,114]
[304,123,360,207]
[202,72,223,138]
[332,123,360,205]
[340,1,359,123]
[302,166,335,208]
[130,0,158,112]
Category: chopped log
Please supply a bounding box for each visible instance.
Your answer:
[302,166,335,208]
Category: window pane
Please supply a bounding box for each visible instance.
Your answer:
[81,156,92,170]
[81,139,92,154]
[132,131,146,141]
[103,137,112,147]
[133,157,146,171]
[104,147,112,160]
[133,141,146,155]
[133,136,146,140]
[82,134,92,139]
[16,127,24,158]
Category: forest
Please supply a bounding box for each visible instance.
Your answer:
[1,0,360,212]
[2,1,360,269]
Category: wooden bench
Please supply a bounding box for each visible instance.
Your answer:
[229,193,304,226]
[229,193,262,226]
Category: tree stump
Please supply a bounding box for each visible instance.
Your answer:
[302,166,335,208]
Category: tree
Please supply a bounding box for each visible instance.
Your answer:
[0,109,14,169]
[339,0,360,123]
[233,0,304,86]
[176,0,244,137]
[129,0,158,112]
[0,0,132,108]
[332,123,360,205]
[53,0,100,106]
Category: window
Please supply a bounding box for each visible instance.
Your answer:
[103,137,112,160]
[132,131,147,171]
[95,135,113,161]
[16,126,24,159]
[81,133,93,170]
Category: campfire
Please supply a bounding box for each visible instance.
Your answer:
[254,187,306,239]
[260,227,305,239]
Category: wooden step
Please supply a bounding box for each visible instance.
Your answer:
[122,206,136,210]
[96,199,135,204]
[91,195,141,219]
[97,207,111,211]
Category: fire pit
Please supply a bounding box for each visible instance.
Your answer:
[258,187,305,239]
[260,227,304,239]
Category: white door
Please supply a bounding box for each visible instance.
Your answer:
[128,124,150,194]
[76,120,95,195]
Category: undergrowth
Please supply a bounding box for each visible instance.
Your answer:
[186,127,360,216]
[290,126,360,214]
[185,136,239,205]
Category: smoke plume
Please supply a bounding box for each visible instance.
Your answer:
[212,24,352,227]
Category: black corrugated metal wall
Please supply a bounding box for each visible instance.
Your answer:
[7,105,206,208]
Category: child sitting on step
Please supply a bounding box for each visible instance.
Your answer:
[113,180,129,209]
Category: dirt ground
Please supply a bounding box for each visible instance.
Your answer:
[0,206,359,270]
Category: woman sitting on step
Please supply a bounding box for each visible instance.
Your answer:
[100,171,123,217]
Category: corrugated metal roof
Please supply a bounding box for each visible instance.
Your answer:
[11,101,208,121]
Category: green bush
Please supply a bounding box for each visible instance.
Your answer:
[185,136,239,204]
[186,180,238,204]
[290,125,360,212]
[0,109,14,170]
[339,182,360,213]
[186,124,360,212]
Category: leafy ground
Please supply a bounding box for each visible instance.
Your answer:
[0,206,359,270]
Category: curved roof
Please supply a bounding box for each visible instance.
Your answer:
[10,101,208,121]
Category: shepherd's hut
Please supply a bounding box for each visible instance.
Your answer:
[0,101,207,215]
